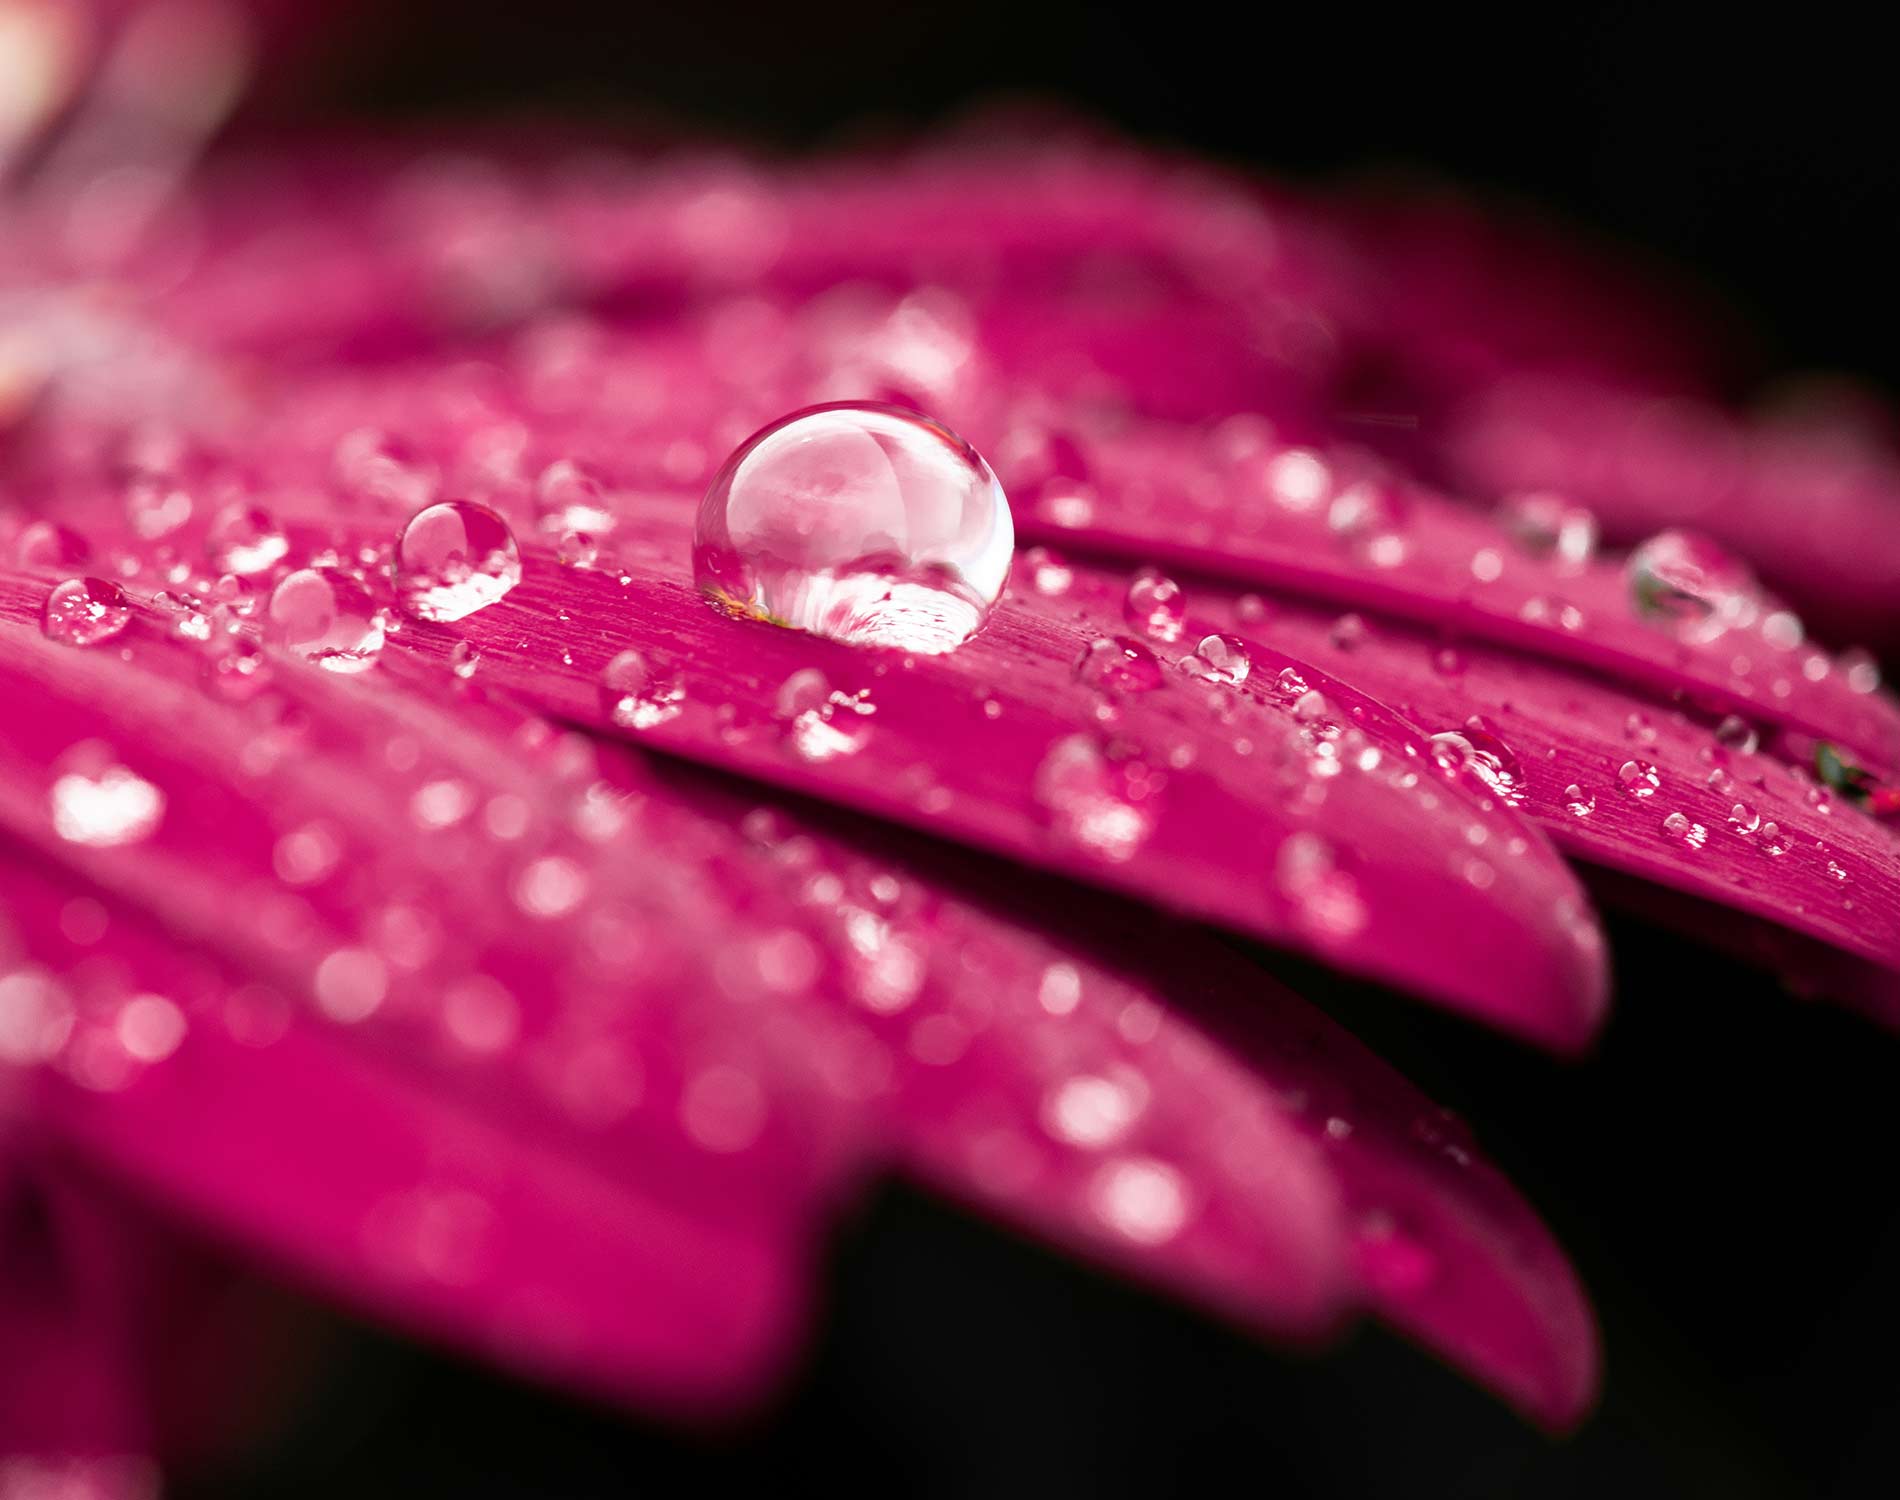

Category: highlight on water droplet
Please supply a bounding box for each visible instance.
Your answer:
[693,402,1012,655]
[43,577,131,647]
[267,568,387,673]
[395,500,523,622]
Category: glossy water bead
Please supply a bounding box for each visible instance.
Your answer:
[693,403,1013,654]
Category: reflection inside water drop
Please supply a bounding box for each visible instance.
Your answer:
[693,402,1013,655]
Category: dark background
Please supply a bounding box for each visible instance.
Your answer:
[187,6,1900,1496]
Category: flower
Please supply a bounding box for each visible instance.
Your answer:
[0,107,1896,1492]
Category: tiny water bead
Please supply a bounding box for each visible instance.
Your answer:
[693,402,1013,655]
[42,577,131,647]
[267,568,387,673]
[395,500,523,622]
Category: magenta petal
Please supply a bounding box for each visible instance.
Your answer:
[342,535,1607,1051]
[0,620,851,1414]
[1054,558,1900,1016]
[1441,375,1900,653]
[1004,424,1900,776]
[0,582,1600,1422]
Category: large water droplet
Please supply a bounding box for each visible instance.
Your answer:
[42,577,131,647]
[1626,529,1758,637]
[396,501,523,622]
[694,402,1012,655]
[267,568,387,673]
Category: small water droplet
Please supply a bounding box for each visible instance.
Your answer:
[42,577,131,646]
[1023,545,1074,596]
[1123,569,1186,642]
[1327,613,1368,650]
[1275,832,1367,942]
[1180,632,1252,686]
[203,636,271,700]
[395,501,522,622]
[1839,647,1881,695]
[1497,492,1598,567]
[1043,1074,1142,1148]
[1728,801,1761,835]
[1035,735,1155,862]
[15,520,91,571]
[50,760,164,847]
[206,504,289,576]
[776,668,874,762]
[598,648,683,731]
[267,569,386,673]
[1617,759,1661,798]
[1714,714,1759,754]
[1075,635,1164,695]
[556,530,600,567]
[125,478,192,539]
[1627,529,1758,638]
[1759,820,1793,856]
[1661,810,1709,849]
[449,640,482,679]
[1428,718,1525,805]
[535,458,617,535]
[694,403,1012,655]
[1827,859,1848,883]
[1091,1157,1189,1245]
[1563,784,1595,818]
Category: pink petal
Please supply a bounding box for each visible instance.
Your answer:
[1439,374,1900,653]
[1017,554,1900,1021]
[998,421,1900,777]
[350,534,1606,1050]
[0,583,1596,1422]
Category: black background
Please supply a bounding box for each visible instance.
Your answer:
[183,6,1900,1495]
